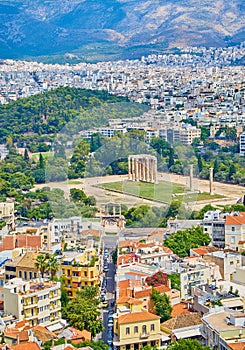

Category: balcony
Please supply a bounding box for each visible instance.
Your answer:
[140,333,150,339]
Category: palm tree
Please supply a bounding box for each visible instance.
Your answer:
[35,254,48,278]
[47,256,59,280]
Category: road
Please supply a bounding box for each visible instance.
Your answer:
[101,261,116,344]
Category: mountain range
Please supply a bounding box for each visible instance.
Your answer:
[0,0,245,62]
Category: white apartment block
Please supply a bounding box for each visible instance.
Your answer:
[240,132,245,155]
[3,278,61,327]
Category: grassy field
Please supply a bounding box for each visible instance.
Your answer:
[100,180,224,203]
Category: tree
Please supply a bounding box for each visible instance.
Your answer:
[197,154,203,172]
[63,289,103,337]
[38,153,45,169]
[70,188,87,202]
[227,164,236,181]
[213,159,219,176]
[46,256,59,280]
[151,288,172,322]
[35,254,48,278]
[23,149,29,162]
[168,148,175,169]
[164,226,211,257]
[167,339,210,349]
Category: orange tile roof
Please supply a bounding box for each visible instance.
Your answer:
[118,311,160,324]
[227,343,245,350]
[226,213,245,225]
[11,342,41,350]
[118,280,142,289]
[134,285,170,299]
[191,248,208,256]
[126,271,147,277]
[171,303,191,317]
[117,254,138,265]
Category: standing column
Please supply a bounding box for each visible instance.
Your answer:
[150,158,154,183]
[189,164,194,192]
[209,167,214,196]
[154,157,157,183]
[146,157,150,182]
[135,158,139,182]
[142,157,146,181]
[131,157,135,181]
[128,156,132,180]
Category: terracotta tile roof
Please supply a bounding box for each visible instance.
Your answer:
[117,254,138,265]
[238,241,245,244]
[69,327,91,341]
[4,330,29,342]
[191,248,208,256]
[11,342,41,350]
[227,343,245,350]
[118,280,141,289]
[118,240,137,249]
[134,285,170,299]
[171,303,191,317]
[225,213,245,225]
[136,242,155,249]
[161,312,202,331]
[126,271,147,277]
[118,311,160,324]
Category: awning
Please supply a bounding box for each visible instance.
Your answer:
[173,327,201,339]
[47,321,66,332]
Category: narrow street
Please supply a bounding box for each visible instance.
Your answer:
[101,256,116,345]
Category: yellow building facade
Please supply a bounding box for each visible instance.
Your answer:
[61,250,100,299]
[113,311,163,350]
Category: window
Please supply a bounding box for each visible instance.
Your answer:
[232,226,235,232]
[18,271,22,278]
[231,236,235,244]
[126,327,130,335]
[142,325,147,334]
[24,271,27,280]
[134,326,138,333]
[29,272,32,279]
[151,324,155,331]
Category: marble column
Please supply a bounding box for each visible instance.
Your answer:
[209,167,214,196]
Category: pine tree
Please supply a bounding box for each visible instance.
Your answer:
[168,148,175,170]
[213,159,219,175]
[23,148,29,162]
[197,154,203,172]
[38,153,45,169]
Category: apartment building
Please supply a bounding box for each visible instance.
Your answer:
[179,126,201,145]
[203,251,242,281]
[225,212,245,250]
[202,210,226,248]
[113,311,164,350]
[3,278,61,327]
[202,309,245,350]
[61,250,100,299]
[179,264,212,299]
[5,251,39,282]
[239,132,245,155]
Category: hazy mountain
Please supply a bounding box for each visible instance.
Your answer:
[0,0,244,61]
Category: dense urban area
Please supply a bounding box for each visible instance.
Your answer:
[0,44,244,350]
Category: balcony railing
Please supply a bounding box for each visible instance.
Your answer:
[140,333,150,339]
